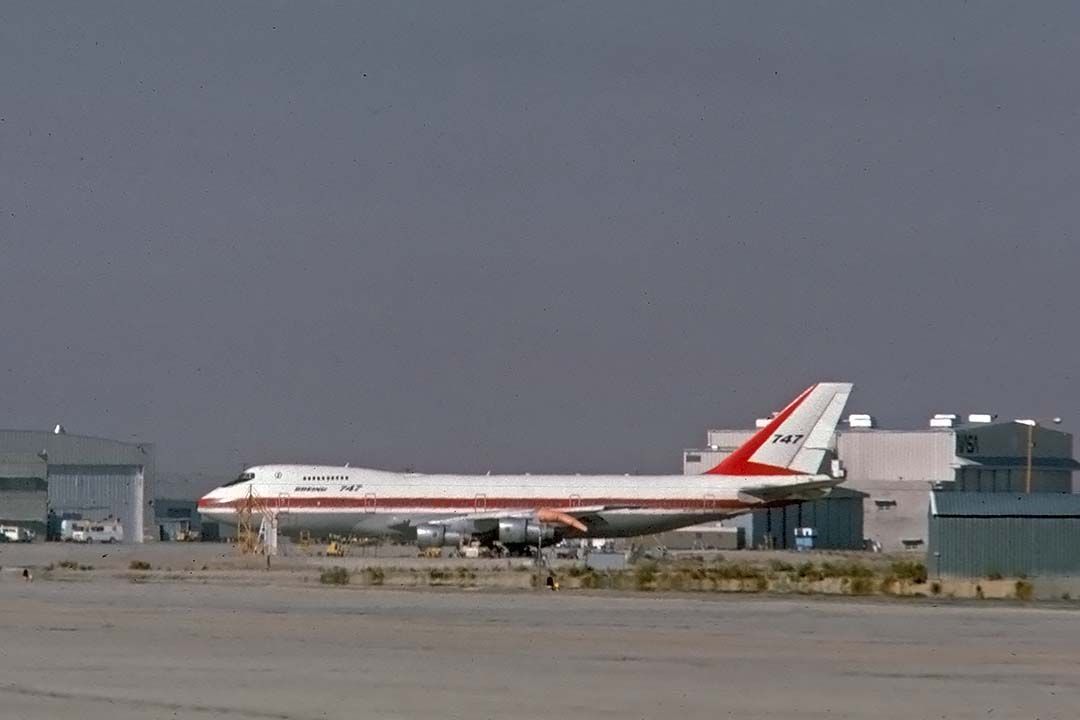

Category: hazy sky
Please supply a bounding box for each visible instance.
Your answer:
[2,3,1079,491]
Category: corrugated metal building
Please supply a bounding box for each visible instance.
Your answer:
[928,492,1080,578]
[684,417,1078,552]
[683,429,754,475]
[682,429,865,550]
[0,454,49,538]
[154,498,200,541]
[750,487,867,550]
[841,420,1078,552]
[0,430,154,543]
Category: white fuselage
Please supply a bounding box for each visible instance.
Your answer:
[198,464,824,540]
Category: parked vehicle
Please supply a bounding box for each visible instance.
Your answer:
[0,526,34,543]
[60,519,88,542]
[85,521,124,543]
[63,519,123,543]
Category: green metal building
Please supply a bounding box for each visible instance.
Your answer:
[928,491,1080,578]
[0,430,154,543]
[0,454,49,538]
[752,487,868,550]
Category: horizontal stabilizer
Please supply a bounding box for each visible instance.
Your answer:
[737,478,842,505]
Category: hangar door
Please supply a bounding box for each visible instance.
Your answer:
[47,465,144,543]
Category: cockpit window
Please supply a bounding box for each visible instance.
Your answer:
[222,472,256,488]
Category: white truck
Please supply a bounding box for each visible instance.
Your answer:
[0,526,34,543]
[62,519,124,543]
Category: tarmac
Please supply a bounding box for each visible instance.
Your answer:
[1,564,1078,720]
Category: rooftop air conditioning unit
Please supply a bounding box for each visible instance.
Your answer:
[848,414,875,428]
[967,413,996,424]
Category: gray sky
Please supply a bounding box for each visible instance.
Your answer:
[2,3,1079,493]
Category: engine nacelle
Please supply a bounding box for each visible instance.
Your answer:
[498,518,556,546]
[416,525,464,548]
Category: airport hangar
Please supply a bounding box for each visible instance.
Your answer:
[683,413,1078,552]
[0,428,154,542]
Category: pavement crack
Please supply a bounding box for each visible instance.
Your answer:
[0,682,312,720]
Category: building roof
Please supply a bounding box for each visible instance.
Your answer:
[953,456,1080,470]
[931,491,1080,518]
[0,430,152,466]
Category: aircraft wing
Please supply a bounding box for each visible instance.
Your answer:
[412,504,638,535]
[737,477,842,505]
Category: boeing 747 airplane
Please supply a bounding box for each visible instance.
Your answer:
[199,382,852,552]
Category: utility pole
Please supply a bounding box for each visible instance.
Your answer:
[1025,422,1034,495]
[1020,417,1063,494]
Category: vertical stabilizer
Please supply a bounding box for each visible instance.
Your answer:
[706,382,853,476]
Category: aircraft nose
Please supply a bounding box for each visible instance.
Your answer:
[197,488,225,514]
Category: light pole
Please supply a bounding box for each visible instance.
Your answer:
[1017,417,1063,494]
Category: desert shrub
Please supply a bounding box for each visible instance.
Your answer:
[129,560,151,571]
[576,569,599,589]
[607,571,632,591]
[987,571,1003,581]
[930,581,942,595]
[890,560,928,584]
[663,571,687,592]
[1014,580,1034,601]
[820,561,858,579]
[769,559,796,573]
[566,564,588,578]
[713,562,763,580]
[849,576,874,595]
[319,566,350,585]
[635,561,658,590]
[364,567,385,585]
[59,560,80,570]
[795,562,824,582]
[975,584,985,599]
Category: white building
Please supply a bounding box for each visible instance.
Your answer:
[684,414,1078,552]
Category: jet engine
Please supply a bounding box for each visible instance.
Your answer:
[416,525,464,548]
[498,518,556,546]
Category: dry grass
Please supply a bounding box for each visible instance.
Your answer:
[319,567,350,585]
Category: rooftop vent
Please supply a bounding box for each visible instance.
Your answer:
[929,414,956,428]
[53,424,66,435]
[848,414,875,428]
[754,418,771,428]
[967,413,996,424]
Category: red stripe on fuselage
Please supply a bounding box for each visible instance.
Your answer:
[198,496,759,512]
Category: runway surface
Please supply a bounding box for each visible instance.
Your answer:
[0,579,1076,719]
